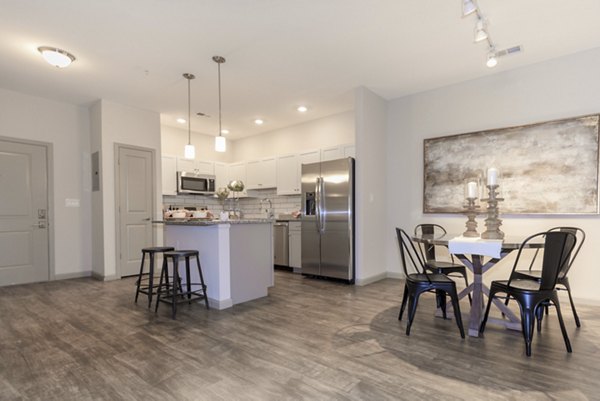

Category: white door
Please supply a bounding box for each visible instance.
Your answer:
[118,146,154,277]
[0,139,49,285]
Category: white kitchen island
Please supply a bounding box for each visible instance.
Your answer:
[161,219,273,310]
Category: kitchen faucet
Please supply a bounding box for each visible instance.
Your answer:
[261,198,274,219]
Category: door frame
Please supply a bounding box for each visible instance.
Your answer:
[114,143,156,278]
[0,135,55,281]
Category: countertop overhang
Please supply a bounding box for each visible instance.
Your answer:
[153,219,273,226]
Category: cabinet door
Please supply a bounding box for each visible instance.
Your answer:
[196,160,215,175]
[288,223,302,269]
[228,162,248,197]
[214,162,228,190]
[320,146,342,162]
[176,157,196,172]
[342,144,355,158]
[299,149,320,165]
[161,155,177,195]
[261,157,276,188]
[246,160,262,189]
[276,154,300,195]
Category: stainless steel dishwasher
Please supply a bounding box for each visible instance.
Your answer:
[273,221,289,267]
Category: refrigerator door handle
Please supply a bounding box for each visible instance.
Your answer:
[319,176,326,233]
[315,177,321,232]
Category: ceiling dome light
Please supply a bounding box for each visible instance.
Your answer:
[176,118,186,124]
[462,0,477,17]
[37,46,76,68]
[486,52,498,68]
[297,105,308,113]
[474,20,488,42]
[254,119,264,125]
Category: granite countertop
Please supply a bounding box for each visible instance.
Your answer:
[153,219,274,226]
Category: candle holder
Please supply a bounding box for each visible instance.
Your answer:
[480,184,505,240]
[462,197,480,237]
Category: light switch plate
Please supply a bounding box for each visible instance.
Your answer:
[65,198,80,207]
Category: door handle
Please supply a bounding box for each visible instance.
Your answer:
[32,222,47,228]
[143,218,151,221]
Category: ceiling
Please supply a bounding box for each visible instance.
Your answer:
[1,1,600,140]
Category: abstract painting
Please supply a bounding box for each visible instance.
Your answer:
[423,114,599,214]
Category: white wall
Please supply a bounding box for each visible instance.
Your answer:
[231,111,354,161]
[161,125,233,163]
[91,100,162,279]
[354,87,388,284]
[386,47,600,302]
[0,88,92,278]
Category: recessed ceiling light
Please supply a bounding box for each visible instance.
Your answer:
[297,105,308,113]
[254,119,264,125]
[37,46,76,68]
[176,118,186,124]
[221,129,229,135]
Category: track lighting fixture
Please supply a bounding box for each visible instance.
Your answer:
[462,0,477,17]
[474,20,488,43]
[486,51,498,68]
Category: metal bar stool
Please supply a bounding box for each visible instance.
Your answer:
[155,250,209,319]
[134,246,175,307]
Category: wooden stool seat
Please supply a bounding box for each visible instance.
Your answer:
[155,250,209,318]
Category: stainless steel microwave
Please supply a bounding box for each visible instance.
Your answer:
[177,171,216,195]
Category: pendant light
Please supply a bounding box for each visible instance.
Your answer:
[183,73,196,159]
[213,56,227,153]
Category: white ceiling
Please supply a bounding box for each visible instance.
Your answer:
[1,0,600,140]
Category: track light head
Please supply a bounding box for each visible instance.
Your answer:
[474,20,488,42]
[462,0,477,17]
[486,52,498,68]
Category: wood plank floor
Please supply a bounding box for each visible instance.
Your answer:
[0,270,598,400]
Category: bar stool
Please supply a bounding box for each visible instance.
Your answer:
[155,250,209,319]
[134,246,175,307]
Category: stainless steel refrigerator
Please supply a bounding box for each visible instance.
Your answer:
[301,157,354,283]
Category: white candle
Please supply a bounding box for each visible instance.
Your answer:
[467,181,478,198]
[487,168,498,186]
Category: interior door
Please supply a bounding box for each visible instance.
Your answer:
[0,139,49,285]
[320,158,353,280]
[118,146,154,277]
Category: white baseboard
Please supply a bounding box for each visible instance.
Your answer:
[573,297,600,307]
[91,272,119,281]
[355,272,388,286]
[54,271,92,280]
[209,297,233,310]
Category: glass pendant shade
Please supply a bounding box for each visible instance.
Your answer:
[184,144,195,159]
[215,136,226,152]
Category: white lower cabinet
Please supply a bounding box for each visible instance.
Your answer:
[288,221,301,272]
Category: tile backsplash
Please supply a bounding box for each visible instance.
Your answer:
[163,189,301,219]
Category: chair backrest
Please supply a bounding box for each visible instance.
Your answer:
[413,224,447,261]
[548,226,585,278]
[509,231,577,291]
[396,228,427,277]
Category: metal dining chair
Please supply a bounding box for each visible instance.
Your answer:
[396,228,465,338]
[414,224,471,305]
[508,226,585,328]
[480,231,577,356]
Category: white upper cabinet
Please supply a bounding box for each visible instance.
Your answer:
[214,162,228,190]
[299,149,320,166]
[176,157,215,175]
[227,162,248,197]
[246,157,276,190]
[342,144,355,158]
[161,155,177,195]
[276,154,300,195]
[320,146,343,162]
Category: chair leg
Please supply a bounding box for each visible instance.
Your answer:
[185,256,192,303]
[406,292,421,336]
[449,291,465,338]
[552,295,572,353]
[521,307,536,357]
[563,278,581,327]
[398,284,409,321]
[134,252,146,304]
[437,290,447,319]
[154,258,167,313]
[171,256,179,319]
[535,303,544,332]
[147,252,155,308]
[196,254,209,309]
[479,288,496,334]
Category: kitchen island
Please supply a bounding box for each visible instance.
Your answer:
[159,219,273,309]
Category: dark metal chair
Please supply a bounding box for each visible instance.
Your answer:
[509,226,585,328]
[396,228,465,338]
[480,231,576,356]
[414,224,471,304]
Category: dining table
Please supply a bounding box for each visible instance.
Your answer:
[412,232,545,337]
